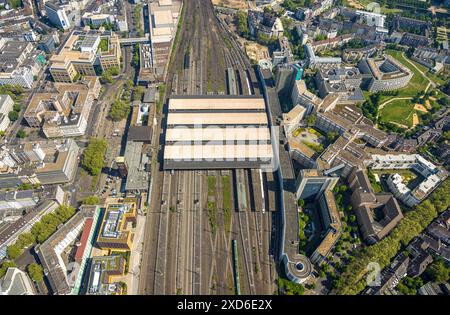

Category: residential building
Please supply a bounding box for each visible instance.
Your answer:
[0,39,44,89]
[36,205,101,295]
[0,200,59,260]
[248,10,284,39]
[363,254,410,295]
[0,94,14,132]
[348,168,404,244]
[370,154,448,207]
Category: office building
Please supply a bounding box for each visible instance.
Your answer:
[49,29,121,83]
[24,77,100,138]
[45,1,72,30]
[296,169,341,264]
[96,201,137,251]
[358,55,412,92]
[86,255,126,295]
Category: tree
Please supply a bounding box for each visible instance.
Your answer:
[109,99,130,122]
[109,66,120,76]
[236,11,249,38]
[27,263,44,283]
[327,131,338,143]
[426,259,449,283]
[8,110,19,121]
[16,129,26,138]
[305,114,316,127]
[0,260,16,279]
[100,70,113,84]
[297,199,305,207]
[82,195,100,205]
[7,244,22,260]
[81,138,108,176]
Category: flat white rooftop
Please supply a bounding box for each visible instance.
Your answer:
[166,127,270,142]
[164,144,273,160]
[168,97,266,111]
[167,112,268,125]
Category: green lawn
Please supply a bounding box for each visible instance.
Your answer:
[99,38,109,52]
[386,50,429,94]
[379,99,415,128]
[376,50,431,105]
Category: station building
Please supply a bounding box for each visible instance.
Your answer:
[163,95,274,170]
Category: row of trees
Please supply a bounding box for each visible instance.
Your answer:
[7,205,76,259]
[81,138,108,176]
[8,102,21,122]
[336,179,450,294]
[281,0,313,12]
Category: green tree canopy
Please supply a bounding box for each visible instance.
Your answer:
[27,263,44,283]
[81,138,108,176]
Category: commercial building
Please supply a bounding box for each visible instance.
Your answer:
[0,268,36,295]
[0,190,39,212]
[0,94,14,132]
[24,77,101,138]
[49,29,121,83]
[369,154,448,207]
[348,168,403,244]
[358,55,413,92]
[96,201,137,251]
[36,205,101,295]
[86,255,126,295]
[163,95,274,170]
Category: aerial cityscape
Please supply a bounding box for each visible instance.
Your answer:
[0,0,449,298]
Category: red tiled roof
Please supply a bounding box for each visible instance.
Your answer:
[74,218,93,262]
